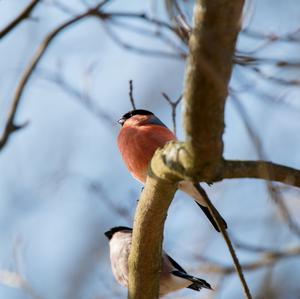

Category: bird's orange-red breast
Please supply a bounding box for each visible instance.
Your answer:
[117,111,175,183]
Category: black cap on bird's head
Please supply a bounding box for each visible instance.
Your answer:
[104,226,132,240]
[118,109,153,126]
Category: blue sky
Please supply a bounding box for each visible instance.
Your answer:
[0,1,300,298]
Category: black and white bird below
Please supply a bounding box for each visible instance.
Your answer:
[104,226,212,297]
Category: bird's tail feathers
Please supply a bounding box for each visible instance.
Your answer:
[193,184,227,232]
[171,271,212,291]
[195,202,227,232]
[178,181,227,232]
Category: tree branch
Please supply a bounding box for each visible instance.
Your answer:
[127,143,185,299]
[0,0,40,39]
[128,175,177,299]
[222,160,300,187]
[182,0,244,179]
[198,245,300,275]
[181,1,252,298]
[126,2,299,292]
[0,0,111,152]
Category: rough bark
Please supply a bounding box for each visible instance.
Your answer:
[128,174,177,299]
[182,0,244,180]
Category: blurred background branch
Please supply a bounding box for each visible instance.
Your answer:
[0,0,40,39]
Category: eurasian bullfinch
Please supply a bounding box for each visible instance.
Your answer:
[117,109,227,232]
[104,226,212,296]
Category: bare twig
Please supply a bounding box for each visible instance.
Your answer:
[102,23,184,59]
[230,92,300,237]
[107,19,187,56]
[249,66,300,87]
[96,11,178,35]
[37,68,115,127]
[232,67,300,113]
[87,180,132,221]
[194,184,253,299]
[0,0,40,39]
[165,1,192,44]
[234,239,279,254]
[0,0,111,151]
[235,54,300,68]
[93,10,191,53]
[161,92,182,136]
[129,80,136,110]
[197,246,300,275]
[50,0,77,15]
[268,184,300,237]
[242,27,300,43]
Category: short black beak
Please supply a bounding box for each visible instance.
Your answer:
[118,118,125,126]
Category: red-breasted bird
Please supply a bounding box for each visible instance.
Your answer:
[117,109,227,232]
[104,226,212,296]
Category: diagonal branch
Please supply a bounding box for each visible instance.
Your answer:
[0,0,111,152]
[0,15,86,151]
[0,0,41,39]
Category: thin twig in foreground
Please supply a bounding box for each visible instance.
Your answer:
[194,184,253,299]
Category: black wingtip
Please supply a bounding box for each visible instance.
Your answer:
[166,255,187,274]
[195,202,227,232]
[187,281,212,291]
[171,271,212,291]
[193,183,227,232]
